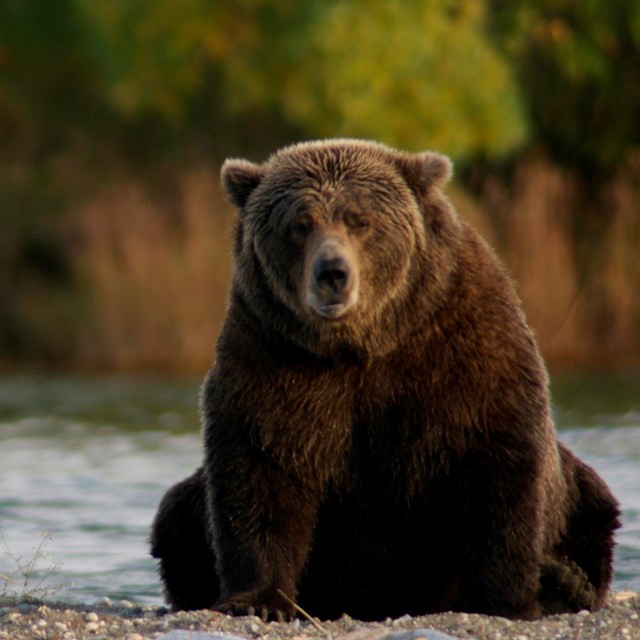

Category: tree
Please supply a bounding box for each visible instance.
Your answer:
[488,0,640,174]
[81,0,528,159]
[0,0,104,152]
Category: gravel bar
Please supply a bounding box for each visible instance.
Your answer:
[1,592,638,640]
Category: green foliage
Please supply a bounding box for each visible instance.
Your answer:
[2,0,638,166]
[225,0,528,157]
[488,0,640,173]
[0,0,103,149]
[79,0,213,120]
[79,0,527,158]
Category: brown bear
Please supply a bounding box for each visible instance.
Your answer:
[150,139,620,621]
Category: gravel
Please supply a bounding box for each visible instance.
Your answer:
[0,592,638,640]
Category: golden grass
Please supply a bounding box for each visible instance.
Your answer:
[460,154,640,367]
[69,157,640,371]
[74,168,233,371]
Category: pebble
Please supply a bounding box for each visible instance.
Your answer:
[117,599,135,608]
[155,633,247,640]
[100,596,113,607]
[17,603,33,614]
[577,609,591,617]
[0,593,638,640]
[3,612,22,623]
[392,614,413,627]
[383,630,464,640]
[613,591,637,601]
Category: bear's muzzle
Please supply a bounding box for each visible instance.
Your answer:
[305,235,359,320]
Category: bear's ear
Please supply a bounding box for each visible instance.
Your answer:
[221,159,266,209]
[394,151,453,197]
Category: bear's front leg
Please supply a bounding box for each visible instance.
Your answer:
[204,429,319,621]
[456,440,547,619]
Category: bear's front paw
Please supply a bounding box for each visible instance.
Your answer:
[214,589,296,622]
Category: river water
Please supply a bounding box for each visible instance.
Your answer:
[0,371,638,606]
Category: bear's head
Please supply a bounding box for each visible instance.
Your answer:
[221,139,460,357]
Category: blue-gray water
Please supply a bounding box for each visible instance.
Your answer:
[0,371,638,606]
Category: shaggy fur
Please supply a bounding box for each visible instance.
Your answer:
[150,139,620,621]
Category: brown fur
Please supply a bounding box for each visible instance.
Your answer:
[150,139,620,621]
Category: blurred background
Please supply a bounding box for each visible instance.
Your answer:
[1,0,639,607]
[1,0,639,371]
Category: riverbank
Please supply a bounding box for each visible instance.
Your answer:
[1,592,638,640]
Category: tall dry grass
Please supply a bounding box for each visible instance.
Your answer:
[74,168,233,371]
[70,157,639,371]
[599,156,640,357]
[467,155,640,367]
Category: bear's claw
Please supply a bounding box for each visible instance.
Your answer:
[214,593,294,622]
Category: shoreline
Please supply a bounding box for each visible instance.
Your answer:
[1,592,638,640]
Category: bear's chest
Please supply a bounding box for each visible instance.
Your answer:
[350,393,461,496]
[247,359,458,495]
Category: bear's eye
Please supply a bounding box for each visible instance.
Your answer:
[290,217,315,241]
[345,214,370,234]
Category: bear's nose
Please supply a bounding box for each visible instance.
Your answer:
[314,256,350,294]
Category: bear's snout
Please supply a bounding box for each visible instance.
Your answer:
[306,236,359,320]
[314,255,350,295]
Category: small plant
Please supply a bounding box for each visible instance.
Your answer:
[0,529,70,602]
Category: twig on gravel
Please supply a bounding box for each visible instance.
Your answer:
[277,588,332,637]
